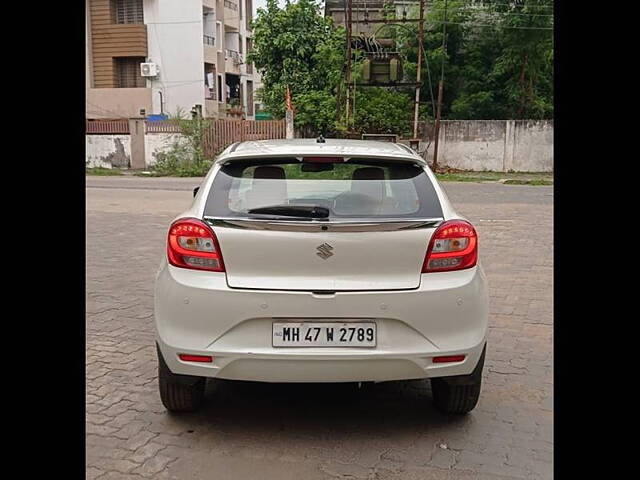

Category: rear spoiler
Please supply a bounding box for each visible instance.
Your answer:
[215,153,427,166]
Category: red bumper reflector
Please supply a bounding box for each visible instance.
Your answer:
[178,354,213,363]
[433,355,466,363]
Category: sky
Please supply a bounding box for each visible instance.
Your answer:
[254,0,283,15]
[254,0,326,16]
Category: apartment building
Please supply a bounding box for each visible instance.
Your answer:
[86,0,257,120]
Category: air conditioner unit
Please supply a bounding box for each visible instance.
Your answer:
[140,63,159,77]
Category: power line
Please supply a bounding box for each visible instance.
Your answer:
[145,14,250,25]
[86,101,132,119]
[446,10,553,17]
[451,0,553,8]
[402,9,554,18]
[162,80,204,84]
[163,80,206,89]
[431,20,553,29]
[349,0,553,10]
[145,20,201,25]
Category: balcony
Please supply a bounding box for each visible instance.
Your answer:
[225,49,242,74]
[203,34,215,46]
[224,0,240,28]
[226,49,241,63]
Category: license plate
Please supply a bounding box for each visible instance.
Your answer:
[272,321,376,347]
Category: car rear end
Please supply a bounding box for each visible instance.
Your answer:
[154,139,488,413]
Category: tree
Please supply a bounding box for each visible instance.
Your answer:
[248,0,345,135]
[250,0,553,135]
[390,0,553,120]
[490,0,554,118]
[393,0,474,120]
[451,0,554,119]
[352,88,416,136]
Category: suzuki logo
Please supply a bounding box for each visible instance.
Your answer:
[316,243,334,259]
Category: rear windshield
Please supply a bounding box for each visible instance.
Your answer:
[203,157,443,220]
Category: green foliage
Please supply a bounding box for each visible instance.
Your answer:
[293,90,338,135]
[249,0,345,135]
[434,0,554,120]
[85,167,124,176]
[250,0,553,135]
[353,88,415,136]
[152,108,213,177]
[370,0,554,121]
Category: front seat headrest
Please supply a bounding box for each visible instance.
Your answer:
[352,167,385,181]
[253,166,286,180]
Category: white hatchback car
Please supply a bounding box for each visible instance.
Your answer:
[154,138,488,414]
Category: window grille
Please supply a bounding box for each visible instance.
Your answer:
[114,0,144,24]
[115,57,146,88]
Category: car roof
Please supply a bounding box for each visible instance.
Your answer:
[216,138,425,163]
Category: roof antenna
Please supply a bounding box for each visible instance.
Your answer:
[316,135,325,143]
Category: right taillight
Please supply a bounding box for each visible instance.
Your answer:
[422,220,478,273]
[167,218,225,272]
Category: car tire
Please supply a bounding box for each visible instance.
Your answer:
[157,345,205,413]
[431,344,485,415]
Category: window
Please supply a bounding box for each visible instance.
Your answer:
[115,57,146,88]
[246,81,254,115]
[203,10,215,45]
[205,64,216,100]
[204,159,443,220]
[114,0,144,24]
[246,38,253,74]
[246,0,253,30]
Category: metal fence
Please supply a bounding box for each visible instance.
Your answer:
[203,119,286,156]
[86,119,130,134]
[144,121,181,133]
[86,118,286,157]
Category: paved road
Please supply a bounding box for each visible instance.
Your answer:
[86,177,553,480]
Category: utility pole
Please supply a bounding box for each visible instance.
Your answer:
[432,0,448,172]
[285,86,294,139]
[432,80,444,170]
[412,0,425,140]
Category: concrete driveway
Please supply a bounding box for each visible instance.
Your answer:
[86,176,553,480]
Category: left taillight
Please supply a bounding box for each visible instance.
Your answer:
[422,219,478,273]
[167,218,225,272]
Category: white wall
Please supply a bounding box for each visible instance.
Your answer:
[422,120,553,172]
[144,132,183,167]
[144,0,206,117]
[508,120,554,172]
[437,121,507,172]
[86,135,132,168]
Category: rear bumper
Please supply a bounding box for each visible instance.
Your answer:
[154,261,489,383]
[157,336,487,383]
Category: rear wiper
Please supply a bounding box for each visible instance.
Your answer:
[246,204,330,219]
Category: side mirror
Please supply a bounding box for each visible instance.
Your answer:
[193,186,200,198]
